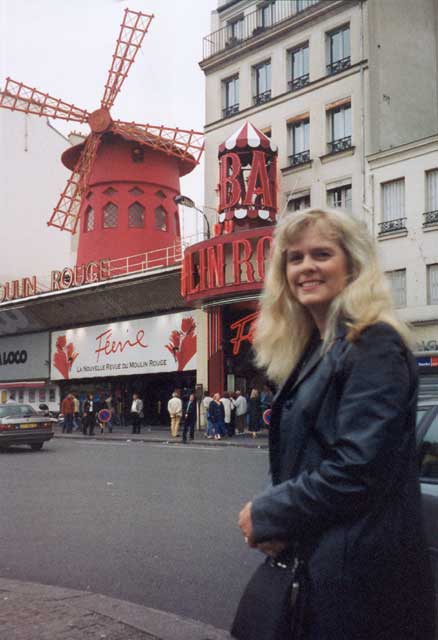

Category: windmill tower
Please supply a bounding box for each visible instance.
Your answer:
[0,9,204,268]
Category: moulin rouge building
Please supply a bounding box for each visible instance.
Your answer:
[181,122,278,395]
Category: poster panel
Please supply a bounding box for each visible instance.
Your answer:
[0,332,50,381]
[50,312,197,380]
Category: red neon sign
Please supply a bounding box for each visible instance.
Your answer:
[229,311,259,356]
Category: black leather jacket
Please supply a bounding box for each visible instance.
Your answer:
[251,322,436,640]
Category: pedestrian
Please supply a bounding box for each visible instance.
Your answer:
[72,393,81,431]
[130,392,143,434]
[220,391,235,437]
[233,390,247,435]
[209,393,225,440]
[82,393,96,436]
[260,384,273,414]
[61,393,75,434]
[167,390,182,437]
[105,393,114,433]
[248,388,262,439]
[182,392,196,443]
[202,390,213,438]
[233,208,436,640]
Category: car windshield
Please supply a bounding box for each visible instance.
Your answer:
[0,404,37,419]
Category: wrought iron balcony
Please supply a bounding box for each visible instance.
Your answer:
[327,136,352,154]
[288,150,310,167]
[326,56,351,76]
[222,103,239,118]
[288,74,310,92]
[378,218,407,235]
[203,0,321,60]
[253,90,271,106]
[423,209,438,226]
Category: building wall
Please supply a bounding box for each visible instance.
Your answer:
[0,110,75,281]
[367,0,438,154]
[368,136,438,333]
[203,0,368,224]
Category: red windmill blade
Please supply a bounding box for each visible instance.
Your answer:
[0,8,205,234]
[112,120,205,165]
[101,9,154,110]
[49,134,101,233]
[0,77,90,123]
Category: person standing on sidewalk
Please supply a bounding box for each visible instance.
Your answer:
[130,393,143,434]
[61,393,75,434]
[82,393,96,436]
[234,208,436,640]
[202,390,213,438]
[209,393,225,440]
[234,390,247,435]
[248,388,262,439]
[167,391,182,437]
[72,394,81,431]
[220,391,235,437]
[182,393,196,443]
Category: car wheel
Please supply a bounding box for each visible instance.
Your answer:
[30,443,44,451]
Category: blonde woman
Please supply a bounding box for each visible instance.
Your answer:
[248,388,262,438]
[233,209,435,640]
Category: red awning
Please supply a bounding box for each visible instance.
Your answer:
[218,121,277,156]
[0,381,46,389]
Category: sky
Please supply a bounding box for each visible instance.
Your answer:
[0,0,218,245]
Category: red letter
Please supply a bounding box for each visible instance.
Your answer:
[207,245,225,289]
[256,235,273,280]
[232,239,255,285]
[219,153,242,210]
[243,150,273,208]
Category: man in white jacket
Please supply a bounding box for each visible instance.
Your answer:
[167,391,182,437]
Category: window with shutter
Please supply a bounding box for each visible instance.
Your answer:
[386,269,407,308]
[428,264,438,305]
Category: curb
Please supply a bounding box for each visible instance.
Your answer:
[0,577,231,640]
[54,432,269,450]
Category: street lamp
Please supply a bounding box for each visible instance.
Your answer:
[174,194,211,239]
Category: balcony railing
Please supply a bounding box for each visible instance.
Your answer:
[223,103,240,118]
[288,150,310,167]
[423,209,438,226]
[326,56,351,76]
[253,90,271,106]
[327,136,352,154]
[288,73,310,91]
[378,218,407,235]
[203,0,321,60]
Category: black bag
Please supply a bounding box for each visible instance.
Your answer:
[231,553,306,640]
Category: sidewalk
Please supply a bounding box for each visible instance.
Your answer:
[0,577,231,640]
[56,425,269,449]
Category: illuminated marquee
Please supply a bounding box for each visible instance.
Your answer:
[181,231,273,299]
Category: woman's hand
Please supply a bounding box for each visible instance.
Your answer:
[238,501,289,557]
[238,501,257,547]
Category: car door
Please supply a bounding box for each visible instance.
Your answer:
[419,405,438,619]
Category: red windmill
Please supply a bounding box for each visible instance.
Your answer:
[0,9,204,268]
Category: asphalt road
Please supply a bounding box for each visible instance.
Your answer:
[0,438,268,631]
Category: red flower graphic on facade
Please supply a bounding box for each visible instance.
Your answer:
[53,335,79,379]
[165,316,196,371]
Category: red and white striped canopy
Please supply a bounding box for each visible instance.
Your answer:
[218,122,277,156]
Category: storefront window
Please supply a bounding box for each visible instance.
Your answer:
[39,389,46,402]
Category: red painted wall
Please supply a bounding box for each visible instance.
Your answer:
[71,135,188,267]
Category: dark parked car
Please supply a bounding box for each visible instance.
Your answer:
[0,403,55,451]
[418,402,438,631]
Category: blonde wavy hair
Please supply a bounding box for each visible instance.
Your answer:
[253,208,412,384]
